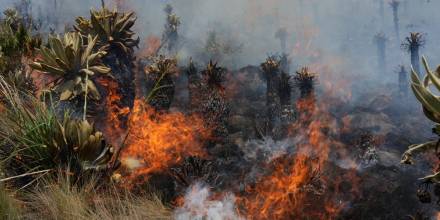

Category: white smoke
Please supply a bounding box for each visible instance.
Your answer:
[174,182,243,220]
[242,137,293,162]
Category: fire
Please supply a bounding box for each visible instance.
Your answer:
[120,100,211,185]
[238,155,319,219]
[237,91,358,219]
[96,77,130,146]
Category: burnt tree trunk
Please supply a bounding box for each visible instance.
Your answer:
[299,83,314,100]
[94,51,136,144]
[189,62,230,149]
[410,46,420,77]
[390,1,400,41]
[294,67,317,126]
[278,72,294,139]
[280,54,290,75]
[263,67,281,137]
[186,60,202,112]
[202,89,229,143]
[103,53,136,112]
[279,82,291,107]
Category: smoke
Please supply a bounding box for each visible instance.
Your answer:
[174,182,243,220]
[4,0,440,91]
[242,137,292,162]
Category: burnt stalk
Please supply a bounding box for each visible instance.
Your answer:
[374,33,387,76]
[389,0,400,41]
[401,32,425,77]
[261,56,282,137]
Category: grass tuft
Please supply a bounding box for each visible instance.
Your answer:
[25,174,172,220]
[0,185,20,220]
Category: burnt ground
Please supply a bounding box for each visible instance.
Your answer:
[165,64,440,219]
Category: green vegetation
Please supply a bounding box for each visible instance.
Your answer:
[0,5,173,219]
[401,57,440,183]
[0,76,112,178]
[0,8,41,72]
[30,32,110,101]
[74,7,139,58]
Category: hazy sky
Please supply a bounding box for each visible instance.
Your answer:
[2,0,439,98]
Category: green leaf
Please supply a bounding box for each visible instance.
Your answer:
[29,62,43,70]
[86,52,104,64]
[91,13,108,38]
[411,83,440,115]
[49,36,68,63]
[410,68,422,85]
[55,58,70,71]
[423,106,440,123]
[423,57,440,93]
[39,47,58,67]
[40,63,66,76]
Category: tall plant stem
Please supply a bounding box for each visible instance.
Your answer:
[83,60,89,121]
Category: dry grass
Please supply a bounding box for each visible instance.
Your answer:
[0,185,21,220]
[90,193,172,220]
[23,176,172,220]
[0,173,171,220]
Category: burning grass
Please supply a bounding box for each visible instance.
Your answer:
[234,92,359,219]
[119,100,211,186]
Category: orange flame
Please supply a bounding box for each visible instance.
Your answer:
[238,155,318,219]
[120,100,211,185]
[237,91,358,219]
[96,78,130,146]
